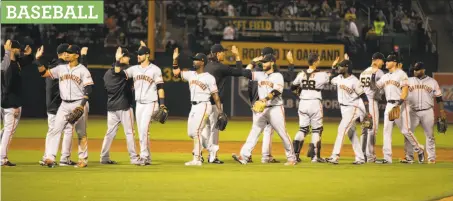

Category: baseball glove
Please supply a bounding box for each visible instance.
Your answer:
[152,105,169,124]
[388,106,401,121]
[437,117,447,134]
[66,106,84,124]
[361,113,373,129]
[215,112,228,131]
[251,100,266,113]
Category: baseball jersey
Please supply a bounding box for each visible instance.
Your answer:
[331,74,364,106]
[292,69,330,100]
[104,67,134,111]
[360,67,384,98]
[181,71,218,102]
[375,69,408,101]
[49,64,94,101]
[252,71,284,106]
[124,63,163,103]
[407,76,442,110]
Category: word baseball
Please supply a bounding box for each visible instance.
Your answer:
[5,5,99,20]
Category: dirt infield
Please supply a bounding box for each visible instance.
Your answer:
[9,138,453,162]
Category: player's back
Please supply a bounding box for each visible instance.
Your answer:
[294,70,329,100]
[360,67,384,98]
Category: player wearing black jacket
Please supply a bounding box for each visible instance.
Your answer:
[1,40,33,166]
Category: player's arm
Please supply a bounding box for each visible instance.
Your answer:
[355,83,370,114]
[33,46,54,78]
[80,47,88,67]
[80,68,94,107]
[230,45,243,68]
[263,74,284,101]
[212,92,223,113]
[113,47,128,78]
[396,74,410,106]
[1,40,12,71]
[172,48,182,78]
[434,81,447,119]
[18,45,34,67]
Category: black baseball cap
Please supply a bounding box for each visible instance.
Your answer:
[338,60,353,68]
[372,52,385,60]
[66,45,81,54]
[413,62,425,70]
[308,52,319,64]
[386,54,399,62]
[210,44,226,53]
[261,47,274,55]
[259,54,276,63]
[137,46,151,55]
[11,40,21,49]
[191,53,208,64]
[57,43,70,54]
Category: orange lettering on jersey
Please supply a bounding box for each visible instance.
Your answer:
[190,80,207,90]
[339,84,354,94]
[134,75,154,84]
[59,74,82,85]
[259,80,274,88]
[384,80,400,88]
[409,84,433,93]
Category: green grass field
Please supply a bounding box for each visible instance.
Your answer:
[3,119,453,201]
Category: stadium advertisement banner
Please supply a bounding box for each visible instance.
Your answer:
[221,41,344,67]
[433,73,453,123]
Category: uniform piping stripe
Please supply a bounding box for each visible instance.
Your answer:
[404,103,421,149]
[339,107,357,155]
[5,110,18,159]
[196,104,208,161]
[280,106,295,157]
[128,108,138,154]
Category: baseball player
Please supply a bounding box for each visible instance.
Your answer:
[1,40,33,166]
[401,62,446,164]
[172,50,225,166]
[370,54,425,164]
[290,52,330,163]
[36,45,93,168]
[326,59,371,164]
[38,44,89,166]
[245,48,296,163]
[358,52,385,162]
[114,43,167,166]
[100,47,139,165]
[232,54,297,165]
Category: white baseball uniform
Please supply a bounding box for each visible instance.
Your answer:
[44,64,93,163]
[181,71,218,163]
[329,74,366,162]
[374,69,424,163]
[124,63,163,163]
[292,69,330,160]
[239,71,296,162]
[359,67,384,161]
[404,76,442,161]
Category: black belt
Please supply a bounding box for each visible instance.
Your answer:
[302,88,321,92]
[191,101,208,105]
[265,105,279,108]
[63,99,81,103]
[387,100,398,104]
[340,104,351,107]
[414,108,431,112]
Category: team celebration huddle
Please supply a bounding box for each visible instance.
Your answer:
[0,39,448,168]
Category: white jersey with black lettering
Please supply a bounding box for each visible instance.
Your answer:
[375,69,409,101]
[292,69,330,100]
[252,71,284,106]
[49,64,94,100]
[360,67,384,99]
[407,76,442,110]
[331,74,364,106]
[124,63,163,103]
[181,71,218,102]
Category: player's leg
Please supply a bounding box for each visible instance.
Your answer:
[268,106,296,164]
[348,124,366,164]
[310,100,324,162]
[100,111,120,164]
[207,104,221,162]
[44,104,70,166]
[40,112,56,164]
[0,107,21,166]
[380,103,395,163]
[328,106,356,163]
[293,101,310,162]
[120,108,140,164]
[234,110,267,164]
[401,109,419,163]
[136,102,158,165]
[419,109,435,163]
[186,103,212,165]
[395,103,425,163]
[261,123,277,163]
[73,102,89,167]
[365,99,379,162]
[59,123,75,166]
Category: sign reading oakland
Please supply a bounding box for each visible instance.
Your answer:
[1,1,104,24]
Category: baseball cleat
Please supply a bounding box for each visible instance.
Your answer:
[247,155,253,163]
[418,151,425,164]
[39,160,45,166]
[185,160,202,166]
[296,157,302,163]
[284,160,297,166]
[399,157,414,164]
[232,154,247,165]
[74,161,88,168]
[100,160,118,165]
[366,157,376,163]
[43,159,57,168]
[325,157,339,165]
[1,160,16,166]
[352,160,365,165]
[311,157,326,163]
[428,160,436,164]
[208,158,224,164]
[375,159,391,164]
[261,158,280,164]
[59,160,77,166]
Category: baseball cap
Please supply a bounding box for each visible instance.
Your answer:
[259,54,276,63]
[372,52,385,60]
[66,45,81,54]
[261,47,274,55]
[191,53,208,64]
[137,46,151,55]
[57,43,70,54]
[338,60,353,68]
[308,52,319,64]
[386,54,399,62]
[413,62,425,70]
[210,44,226,53]
[11,40,21,49]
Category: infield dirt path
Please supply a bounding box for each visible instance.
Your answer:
[9,138,453,162]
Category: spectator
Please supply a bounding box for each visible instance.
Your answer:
[248,4,261,16]
[223,23,235,40]
[130,16,145,31]
[228,4,235,16]
[104,16,127,48]
[401,14,411,32]
[200,36,213,53]
[344,8,356,21]
[373,17,385,36]
[322,0,332,16]
[346,17,359,37]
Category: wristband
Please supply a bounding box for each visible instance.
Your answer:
[159,98,165,106]
[397,99,404,106]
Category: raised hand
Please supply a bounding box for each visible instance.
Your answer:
[4,40,11,51]
[81,47,88,55]
[231,45,239,56]
[140,40,147,47]
[173,48,179,60]
[286,51,294,64]
[115,47,123,61]
[24,45,32,55]
[252,56,263,62]
[35,45,44,59]
[332,56,340,68]
[344,53,349,60]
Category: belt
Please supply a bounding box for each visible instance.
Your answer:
[387,100,398,104]
[191,101,209,105]
[414,108,431,112]
[302,88,321,92]
[265,105,279,108]
[63,99,81,103]
[340,104,351,107]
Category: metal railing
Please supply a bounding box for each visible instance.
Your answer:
[414,0,437,52]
